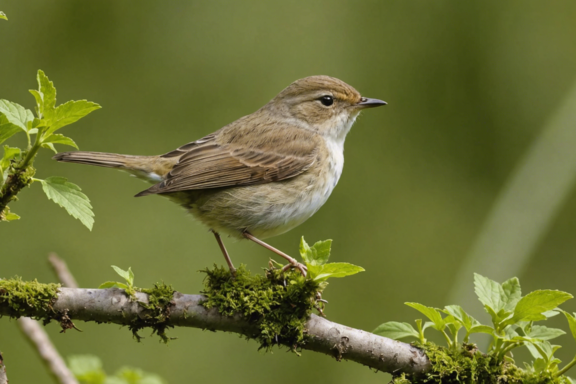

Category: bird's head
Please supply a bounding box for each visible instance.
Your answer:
[269,75,386,141]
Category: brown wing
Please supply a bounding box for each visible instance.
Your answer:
[136,125,319,196]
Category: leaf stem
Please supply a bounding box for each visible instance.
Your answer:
[441,330,453,348]
[556,355,576,377]
[20,128,43,169]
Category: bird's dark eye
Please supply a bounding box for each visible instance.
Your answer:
[319,95,334,107]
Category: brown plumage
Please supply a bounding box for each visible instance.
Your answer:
[53,75,386,275]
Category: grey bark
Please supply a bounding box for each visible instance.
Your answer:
[1,288,430,375]
[0,351,7,384]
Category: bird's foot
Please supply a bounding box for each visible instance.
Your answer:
[281,260,308,276]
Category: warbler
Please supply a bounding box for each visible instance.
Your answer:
[54,76,386,275]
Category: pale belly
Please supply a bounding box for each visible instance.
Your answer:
[172,166,341,240]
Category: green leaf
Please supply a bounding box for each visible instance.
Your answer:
[42,142,57,153]
[443,305,476,331]
[0,115,22,144]
[373,321,419,340]
[38,176,94,230]
[1,145,21,171]
[527,325,566,341]
[1,206,21,222]
[67,355,106,383]
[5,211,20,221]
[1,146,21,185]
[406,302,445,330]
[45,99,101,135]
[127,267,135,286]
[468,325,494,336]
[35,70,57,121]
[474,273,506,313]
[299,237,332,266]
[308,262,364,281]
[111,265,132,284]
[0,99,34,131]
[0,11,7,20]
[512,290,573,323]
[42,133,79,149]
[561,311,576,342]
[98,281,128,289]
[502,277,522,311]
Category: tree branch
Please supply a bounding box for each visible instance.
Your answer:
[17,318,78,384]
[0,287,430,375]
[0,351,7,384]
[15,254,79,384]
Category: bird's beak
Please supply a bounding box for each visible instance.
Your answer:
[357,97,387,109]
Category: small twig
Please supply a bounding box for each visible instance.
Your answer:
[48,253,79,289]
[0,351,7,384]
[17,318,78,384]
[16,253,80,384]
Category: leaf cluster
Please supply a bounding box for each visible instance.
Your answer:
[68,355,165,384]
[0,70,99,228]
[299,237,364,281]
[375,274,576,383]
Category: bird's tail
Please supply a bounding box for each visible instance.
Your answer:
[53,151,171,183]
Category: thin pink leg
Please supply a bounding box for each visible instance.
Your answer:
[242,231,307,276]
[212,230,236,274]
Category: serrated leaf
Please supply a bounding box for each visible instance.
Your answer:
[39,176,94,230]
[502,277,522,311]
[299,237,332,266]
[299,237,313,264]
[311,239,332,265]
[42,133,79,149]
[373,322,419,340]
[561,311,576,342]
[45,100,101,135]
[0,99,34,131]
[512,290,573,323]
[111,265,131,283]
[309,262,364,281]
[406,302,445,330]
[98,281,128,289]
[474,273,506,313]
[0,11,7,20]
[36,70,56,121]
[29,90,43,115]
[443,305,476,331]
[527,325,565,341]
[0,115,22,144]
[42,142,57,153]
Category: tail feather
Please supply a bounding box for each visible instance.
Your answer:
[53,151,140,169]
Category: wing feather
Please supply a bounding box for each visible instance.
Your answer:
[137,126,318,196]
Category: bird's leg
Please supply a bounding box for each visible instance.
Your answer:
[211,230,236,275]
[242,231,307,276]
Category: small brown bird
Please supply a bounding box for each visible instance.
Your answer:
[54,76,386,275]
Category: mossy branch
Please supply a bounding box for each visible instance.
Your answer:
[0,278,430,376]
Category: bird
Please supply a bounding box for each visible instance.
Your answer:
[53,76,386,275]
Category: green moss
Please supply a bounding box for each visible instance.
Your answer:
[200,264,323,352]
[130,282,176,343]
[393,343,572,384]
[0,277,60,322]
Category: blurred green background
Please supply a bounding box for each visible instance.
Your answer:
[2,1,576,383]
